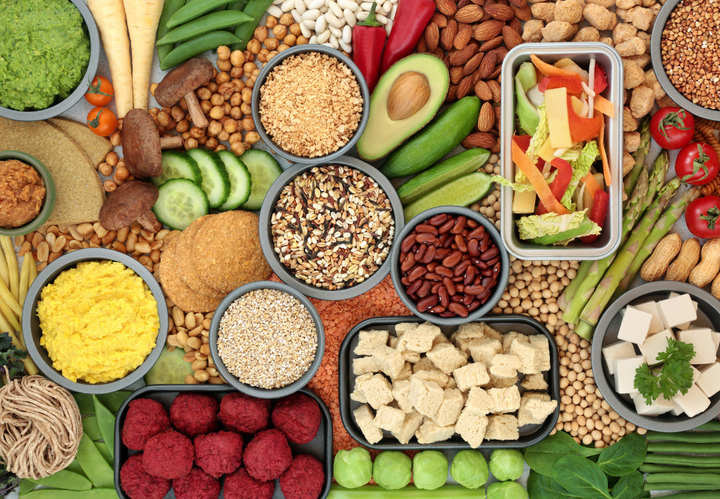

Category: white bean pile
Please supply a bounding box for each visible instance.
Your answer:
[267,0,398,53]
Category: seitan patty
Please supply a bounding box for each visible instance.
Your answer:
[175,215,225,300]
[159,239,223,313]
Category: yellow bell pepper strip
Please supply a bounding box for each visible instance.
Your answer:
[512,138,569,215]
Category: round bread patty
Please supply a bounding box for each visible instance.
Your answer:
[175,215,225,299]
[159,239,223,313]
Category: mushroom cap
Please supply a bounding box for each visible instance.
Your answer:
[99,181,159,231]
[122,109,162,178]
[155,58,214,108]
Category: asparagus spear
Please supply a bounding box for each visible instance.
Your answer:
[624,116,651,197]
[579,178,681,326]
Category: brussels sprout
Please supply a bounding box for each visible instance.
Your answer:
[487,481,529,499]
[373,451,412,490]
[413,450,448,490]
[334,447,373,488]
[450,450,488,489]
[489,449,525,481]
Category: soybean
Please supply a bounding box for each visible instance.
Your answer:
[167,0,236,28]
[93,396,116,458]
[161,31,241,70]
[157,0,187,65]
[76,434,114,489]
[157,11,254,46]
[231,0,275,51]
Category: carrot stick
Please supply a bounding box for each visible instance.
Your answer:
[594,94,615,118]
[123,0,165,111]
[88,0,133,118]
[512,139,569,215]
[599,121,611,186]
[530,54,586,82]
[583,173,602,198]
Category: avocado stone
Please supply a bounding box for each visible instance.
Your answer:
[356,54,449,161]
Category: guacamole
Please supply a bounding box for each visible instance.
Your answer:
[0,0,90,111]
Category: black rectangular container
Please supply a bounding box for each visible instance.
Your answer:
[339,315,560,450]
[114,385,333,499]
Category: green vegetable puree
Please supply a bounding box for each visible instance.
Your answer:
[0,0,90,111]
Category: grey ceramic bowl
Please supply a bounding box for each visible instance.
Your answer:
[651,0,720,120]
[21,249,169,395]
[0,0,100,121]
[258,156,404,300]
[592,281,720,432]
[0,151,56,237]
[390,206,510,326]
[251,44,370,164]
[209,280,325,399]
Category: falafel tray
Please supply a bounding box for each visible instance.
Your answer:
[2,0,720,498]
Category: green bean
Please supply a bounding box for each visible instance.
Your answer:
[231,0,274,51]
[648,442,720,454]
[95,391,132,414]
[699,421,720,432]
[32,470,92,491]
[168,0,236,28]
[157,0,187,67]
[73,394,95,415]
[644,483,720,492]
[95,442,113,466]
[645,454,720,467]
[160,31,241,70]
[82,416,102,441]
[157,11,253,45]
[659,493,720,498]
[21,489,119,499]
[93,396,115,458]
[18,479,37,496]
[76,434,114,489]
[640,464,720,474]
[646,431,720,443]
[647,473,720,485]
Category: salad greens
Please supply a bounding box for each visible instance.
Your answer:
[516,210,601,245]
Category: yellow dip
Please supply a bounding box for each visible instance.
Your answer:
[37,260,159,384]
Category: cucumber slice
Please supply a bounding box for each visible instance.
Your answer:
[403,172,494,222]
[144,346,194,385]
[239,149,282,211]
[153,178,210,230]
[186,149,231,209]
[151,151,202,187]
[216,150,252,211]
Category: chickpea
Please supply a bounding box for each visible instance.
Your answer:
[217,58,232,72]
[224,119,239,134]
[265,15,278,28]
[171,106,185,122]
[217,45,231,60]
[245,131,260,144]
[204,137,218,150]
[240,102,252,115]
[230,92,242,107]
[115,166,129,181]
[176,119,190,134]
[278,44,290,52]
[257,48,270,63]
[182,131,191,141]
[179,97,188,110]
[243,50,254,63]
[222,101,232,115]
[240,141,251,151]
[217,72,231,86]
[218,82,235,100]
[198,136,209,146]
[264,37,280,51]
[251,68,260,77]
[98,163,113,176]
[209,106,225,120]
[185,137,198,150]
[241,88,253,103]
[243,62,257,76]
[207,121,223,137]
[230,106,242,120]
[189,127,205,139]
[296,35,309,45]
[200,100,213,114]
[247,39,261,55]
[231,141,246,156]
[217,131,230,142]
[242,116,255,131]
[229,132,243,144]
[289,23,301,36]
[231,79,245,92]
[214,144,227,152]
[272,24,288,39]
[283,34,297,46]
[150,83,158,96]
[245,77,255,89]
[157,111,172,128]
[230,66,244,79]
[103,180,117,192]
[210,93,225,107]
[278,12,293,26]
[254,26,268,42]
[207,82,218,93]
[110,131,122,146]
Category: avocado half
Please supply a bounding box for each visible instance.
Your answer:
[356,54,450,161]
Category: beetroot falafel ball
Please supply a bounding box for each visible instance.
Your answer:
[224,467,275,499]
[143,430,194,479]
[194,431,244,478]
[170,393,219,438]
[271,393,322,444]
[219,392,271,434]
[173,466,221,499]
[122,399,171,451]
[279,454,325,499]
[243,429,292,481]
[120,453,171,499]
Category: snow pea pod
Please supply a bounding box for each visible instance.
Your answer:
[168,0,236,28]
[82,416,102,441]
[93,396,116,458]
[157,11,253,45]
[31,470,92,491]
[231,0,274,51]
[73,393,95,415]
[157,0,187,67]
[95,442,113,466]
[95,391,132,414]
[160,31,241,70]
[76,434,114,489]
[21,489,119,499]
[18,479,37,496]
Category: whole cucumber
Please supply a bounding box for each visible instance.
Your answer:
[380,96,481,179]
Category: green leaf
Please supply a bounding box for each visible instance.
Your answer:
[597,433,647,477]
[553,455,612,499]
[527,471,586,499]
[524,432,602,477]
[612,471,644,499]
[634,338,695,404]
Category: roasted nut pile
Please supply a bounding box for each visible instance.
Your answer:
[217,289,317,389]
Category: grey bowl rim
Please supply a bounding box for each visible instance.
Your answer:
[0,150,57,237]
[21,248,169,395]
[389,205,510,326]
[0,0,100,121]
[209,280,326,399]
[591,280,720,432]
[650,0,720,121]
[258,156,405,300]
[250,44,370,164]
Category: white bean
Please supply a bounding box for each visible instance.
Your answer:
[315,14,327,32]
[344,8,357,26]
[329,34,339,49]
[390,0,398,3]
[309,35,319,44]
[322,42,334,48]
[291,10,303,22]
[317,29,332,43]
[267,5,284,17]
[329,1,344,17]
[356,11,368,21]
[320,5,329,12]
[360,2,374,10]
[385,18,393,35]
[338,0,358,10]
[342,24,352,44]
[273,0,284,5]
[301,8,321,19]
[281,0,295,12]
[325,11,344,28]
[390,3,397,18]
[382,0,392,13]
[339,39,352,53]
[308,0,325,8]
[302,19,316,28]
[329,24,343,38]
[295,0,307,13]
[376,13,388,23]
[300,22,312,38]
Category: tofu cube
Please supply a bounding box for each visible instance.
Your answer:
[353,405,383,444]
[657,294,697,329]
[529,335,551,371]
[670,400,684,416]
[693,365,702,383]
[485,414,519,441]
[678,329,717,365]
[613,356,646,394]
[392,380,412,413]
[618,306,653,344]
[432,388,464,426]
[629,302,665,335]
[697,363,720,397]
[455,409,489,448]
[401,351,421,363]
[395,322,418,338]
[350,389,367,404]
[674,384,711,417]
[415,419,455,444]
[483,325,504,341]
[669,293,699,329]
[453,362,490,392]
[464,386,494,416]
[353,356,379,375]
[356,373,394,409]
[632,393,675,416]
[521,373,548,391]
[354,330,389,356]
[396,362,412,381]
[711,331,720,354]
[469,338,503,368]
[392,411,423,444]
[426,343,468,374]
[452,323,486,352]
[388,336,398,349]
[374,405,406,434]
[412,369,449,388]
[372,345,405,379]
[518,392,558,426]
[488,386,521,413]
[489,354,522,379]
[409,377,444,417]
[487,374,518,389]
[602,341,638,375]
[397,322,441,353]
[510,339,543,374]
[639,329,676,364]
[503,331,529,353]
[413,357,435,373]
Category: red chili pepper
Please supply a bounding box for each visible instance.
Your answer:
[379,0,435,75]
[580,189,609,243]
[536,158,572,215]
[538,75,583,94]
[594,63,608,94]
[352,2,386,93]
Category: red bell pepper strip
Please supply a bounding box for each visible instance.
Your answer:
[536,158,573,215]
[538,75,583,94]
[352,2,386,93]
[567,95,603,143]
[379,0,435,74]
[514,135,545,170]
[580,189,609,243]
[594,63,608,94]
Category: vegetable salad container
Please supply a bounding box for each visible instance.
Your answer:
[500,43,624,260]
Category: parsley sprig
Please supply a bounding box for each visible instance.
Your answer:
[634,337,695,405]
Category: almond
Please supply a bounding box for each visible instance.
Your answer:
[470,0,483,4]
[488,64,502,79]
[436,0,458,16]
[453,23,473,50]
[441,20,458,51]
[432,47,445,60]
[465,132,497,149]
[473,67,482,84]
[446,84,458,103]
[487,79,502,102]
[511,3,531,21]
[457,75,474,99]
[472,20,504,41]
[431,12,448,28]
[477,50,497,79]
[450,66,465,84]
[463,52,485,75]
[477,102,495,131]
[478,36,504,52]
[455,4,484,23]
[425,23,440,52]
[485,3,515,20]
[458,0,470,8]
[449,43,477,66]
[492,46,509,62]
[416,36,428,53]
[494,105,502,123]
[509,16,522,35]
[474,80,493,101]
[502,25,523,49]
[508,0,527,7]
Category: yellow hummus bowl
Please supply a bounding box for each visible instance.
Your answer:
[22,248,169,394]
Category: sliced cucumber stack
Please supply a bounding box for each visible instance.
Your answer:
[239,149,282,211]
[151,151,202,187]
[153,178,210,230]
[186,149,231,209]
[216,150,252,211]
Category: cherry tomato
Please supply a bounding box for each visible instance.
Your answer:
[650,107,694,149]
[84,76,114,107]
[87,107,117,137]
[676,142,719,186]
[686,195,720,239]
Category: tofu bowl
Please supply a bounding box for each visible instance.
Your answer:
[591,281,720,432]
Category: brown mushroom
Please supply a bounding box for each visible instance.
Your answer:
[99,180,163,233]
[122,109,183,178]
[154,58,214,129]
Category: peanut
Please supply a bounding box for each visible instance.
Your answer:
[640,233,682,282]
[689,238,720,288]
[712,271,720,300]
[667,237,701,282]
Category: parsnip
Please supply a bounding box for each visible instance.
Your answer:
[18,256,30,309]
[123,0,165,110]
[0,237,18,302]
